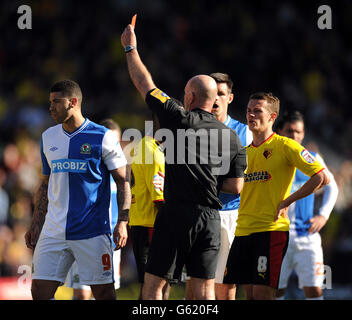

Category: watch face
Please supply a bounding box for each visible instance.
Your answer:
[125,45,135,52]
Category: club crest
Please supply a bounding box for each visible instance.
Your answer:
[80,143,92,154]
[263,149,273,159]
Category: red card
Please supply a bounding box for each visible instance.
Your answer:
[131,14,137,29]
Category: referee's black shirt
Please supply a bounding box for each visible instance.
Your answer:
[146,88,247,210]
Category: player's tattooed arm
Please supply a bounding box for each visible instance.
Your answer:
[111,166,131,249]
[25,175,49,249]
[112,166,131,221]
[34,176,49,223]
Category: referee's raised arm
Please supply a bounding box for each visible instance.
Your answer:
[121,24,156,100]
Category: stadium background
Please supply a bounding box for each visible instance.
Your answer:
[0,0,351,299]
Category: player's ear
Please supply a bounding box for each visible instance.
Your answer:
[270,112,278,123]
[70,97,78,107]
[228,93,234,104]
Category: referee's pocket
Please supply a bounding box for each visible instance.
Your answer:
[208,209,221,221]
[206,210,221,249]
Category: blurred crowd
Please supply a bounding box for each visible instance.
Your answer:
[0,0,351,289]
[0,135,40,277]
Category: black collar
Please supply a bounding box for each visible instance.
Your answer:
[191,108,215,117]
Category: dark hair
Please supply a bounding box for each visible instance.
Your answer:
[275,110,305,131]
[209,72,233,92]
[100,118,121,131]
[249,92,280,115]
[50,79,83,102]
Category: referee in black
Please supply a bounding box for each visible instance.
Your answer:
[121,23,247,300]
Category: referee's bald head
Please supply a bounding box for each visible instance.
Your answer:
[184,75,218,112]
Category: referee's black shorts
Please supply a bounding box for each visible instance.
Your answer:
[130,226,154,283]
[145,202,221,281]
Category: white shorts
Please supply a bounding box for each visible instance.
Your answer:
[32,233,114,286]
[215,209,238,283]
[66,249,121,290]
[279,232,324,289]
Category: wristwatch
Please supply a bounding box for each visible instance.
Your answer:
[124,45,135,53]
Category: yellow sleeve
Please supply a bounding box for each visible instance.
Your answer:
[283,138,325,177]
[144,139,165,203]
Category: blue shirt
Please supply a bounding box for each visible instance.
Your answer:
[219,115,252,211]
[40,119,127,240]
[288,151,317,236]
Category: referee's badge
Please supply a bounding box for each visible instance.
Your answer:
[150,88,170,103]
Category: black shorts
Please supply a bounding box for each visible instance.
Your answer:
[145,203,221,281]
[130,226,154,283]
[223,231,289,289]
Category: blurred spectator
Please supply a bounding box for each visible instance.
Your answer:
[0,224,14,276]
[335,161,352,213]
[0,167,9,225]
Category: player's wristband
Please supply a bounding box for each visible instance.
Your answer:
[124,45,135,53]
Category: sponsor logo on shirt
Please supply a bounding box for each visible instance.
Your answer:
[49,146,58,152]
[244,171,271,182]
[300,149,316,164]
[51,159,88,173]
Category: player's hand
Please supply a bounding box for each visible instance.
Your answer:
[307,215,327,234]
[121,24,137,49]
[275,200,289,222]
[24,225,40,250]
[113,220,128,250]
